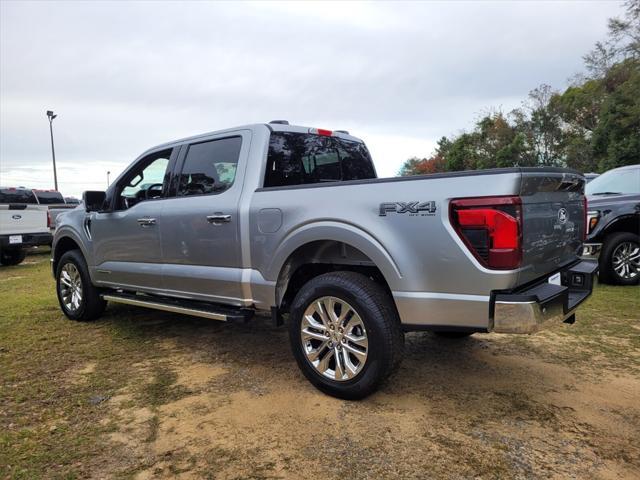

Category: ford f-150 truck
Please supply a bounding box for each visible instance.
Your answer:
[52,121,597,399]
[0,187,51,266]
[31,189,77,240]
[582,164,640,285]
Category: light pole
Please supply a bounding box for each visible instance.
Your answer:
[46,110,58,191]
[107,171,111,187]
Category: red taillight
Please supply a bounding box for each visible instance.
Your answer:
[47,210,52,229]
[450,196,522,270]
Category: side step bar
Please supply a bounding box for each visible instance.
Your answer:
[102,292,253,322]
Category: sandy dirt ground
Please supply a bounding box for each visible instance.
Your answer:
[95,311,640,480]
[2,254,639,479]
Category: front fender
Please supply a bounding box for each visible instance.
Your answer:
[52,224,93,278]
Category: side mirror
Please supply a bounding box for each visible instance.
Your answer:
[83,191,107,212]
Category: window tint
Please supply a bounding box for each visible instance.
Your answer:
[264,132,376,188]
[0,188,38,204]
[178,137,242,196]
[33,190,65,204]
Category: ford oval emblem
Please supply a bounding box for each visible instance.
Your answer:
[557,208,568,225]
[12,214,22,220]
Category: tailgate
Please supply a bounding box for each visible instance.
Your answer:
[518,170,586,285]
[0,205,48,236]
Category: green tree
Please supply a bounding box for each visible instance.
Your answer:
[398,1,640,176]
[592,59,640,170]
[585,0,640,76]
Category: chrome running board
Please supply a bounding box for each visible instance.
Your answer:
[102,292,252,322]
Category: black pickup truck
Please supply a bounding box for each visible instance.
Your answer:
[582,164,640,285]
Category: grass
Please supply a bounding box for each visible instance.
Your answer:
[0,249,638,479]
[0,249,181,479]
[515,281,640,373]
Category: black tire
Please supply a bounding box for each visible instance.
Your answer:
[433,331,473,339]
[598,232,640,286]
[56,250,106,321]
[288,271,404,400]
[0,248,27,266]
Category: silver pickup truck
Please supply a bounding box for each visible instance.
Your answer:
[52,121,597,399]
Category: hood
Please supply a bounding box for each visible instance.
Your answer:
[587,193,640,207]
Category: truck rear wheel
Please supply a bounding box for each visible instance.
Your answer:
[599,232,640,285]
[56,250,106,321]
[288,271,404,400]
[0,248,26,266]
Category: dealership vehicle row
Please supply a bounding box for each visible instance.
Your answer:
[0,187,77,265]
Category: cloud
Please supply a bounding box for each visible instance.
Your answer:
[0,0,620,197]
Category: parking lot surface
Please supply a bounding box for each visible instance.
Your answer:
[1,251,639,479]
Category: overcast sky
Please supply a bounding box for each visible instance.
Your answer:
[0,0,621,198]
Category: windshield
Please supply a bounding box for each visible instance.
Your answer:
[0,188,38,204]
[33,190,65,204]
[585,167,640,195]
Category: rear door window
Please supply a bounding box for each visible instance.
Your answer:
[177,136,242,197]
[264,132,376,188]
[0,188,38,204]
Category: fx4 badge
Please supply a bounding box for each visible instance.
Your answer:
[379,201,437,217]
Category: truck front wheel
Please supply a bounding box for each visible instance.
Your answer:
[288,271,404,400]
[599,232,640,285]
[0,248,26,266]
[56,250,106,321]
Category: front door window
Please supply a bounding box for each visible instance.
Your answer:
[116,150,172,210]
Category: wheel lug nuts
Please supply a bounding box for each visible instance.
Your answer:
[324,331,330,337]
[342,338,347,343]
[329,325,334,330]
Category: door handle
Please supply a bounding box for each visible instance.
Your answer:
[137,218,157,227]
[206,213,232,225]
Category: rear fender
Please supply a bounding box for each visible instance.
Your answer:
[267,221,402,291]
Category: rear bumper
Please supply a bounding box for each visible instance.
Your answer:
[0,232,52,249]
[490,260,598,334]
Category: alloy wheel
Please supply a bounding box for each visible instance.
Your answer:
[300,296,369,382]
[612,241,640,280]
[59,262,83,312]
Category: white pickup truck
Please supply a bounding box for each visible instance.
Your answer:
[32,189,77,237]
[0,187,52,266]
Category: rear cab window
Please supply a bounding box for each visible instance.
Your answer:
[264,132,376,188]
[32,190,65,205]
[0,188,39,204]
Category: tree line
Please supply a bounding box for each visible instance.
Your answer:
[399,0,639,176]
